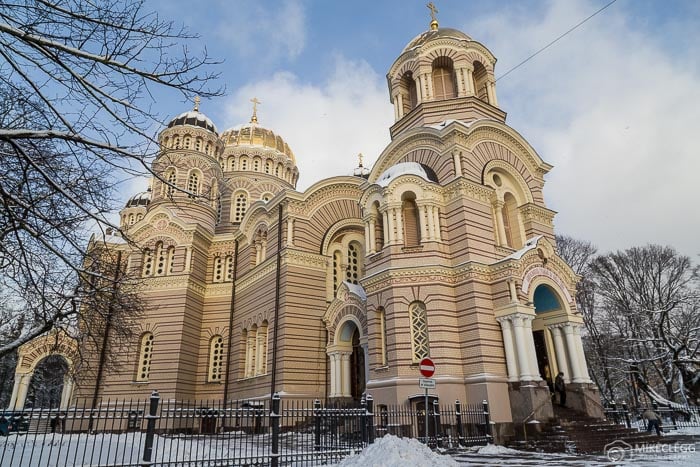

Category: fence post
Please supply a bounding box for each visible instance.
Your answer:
[360,396,368,444]
[622,402,631,428]
[141,390,160,467]
[610,400,618,424]
[483,400,493,443]
[271,393,280,467]
[668,403,677,430]
[455,400,464,447]
[432,400,441,447]
[314,399,321,452]
[366,394,375,444]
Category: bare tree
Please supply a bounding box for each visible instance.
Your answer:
[0,0,221,357]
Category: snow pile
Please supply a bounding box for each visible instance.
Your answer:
[476,444,523,455]
[335,435,457,467]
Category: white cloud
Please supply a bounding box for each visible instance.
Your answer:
[223,55,394,190]
[214,0,306,63]
[466,0,700,258]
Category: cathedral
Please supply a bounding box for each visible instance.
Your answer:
[9,14,602,438]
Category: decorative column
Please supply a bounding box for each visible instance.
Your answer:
[184,247,192,273]
[15,372,32,410]
[493,199,507,246]
[364,220,372,255]
[368,216,376,254]
[496,317,519,382]
[431,206,441,241]
[415,76,423,104]
[563,324,585,383]
[419,205,429,242]
[488,80,498,106]
[511,316,535,381]
[8,374,22,410]
[548,325,571,384]
[425,73,434,101]
[522,315,542,380]
[456,67,466,96]
[341,352,352,397]
[465,67,475,95]
[573,324,592,383]
[60,377,74,410]
[382,210,390,245]
[286,217,295,247]
[386,209,396,245]
[327,352,338,397]
[394,207,404,245]
[393,93,401,120]
[452,149,462,178]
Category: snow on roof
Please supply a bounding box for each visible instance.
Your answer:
[376,162,432,187]
[344,282,367,301]
[168,110,218,133]
[503,235,543,260]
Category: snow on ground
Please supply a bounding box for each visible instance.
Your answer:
[334,435,457,467]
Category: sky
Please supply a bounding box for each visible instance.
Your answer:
[141,0,700,259]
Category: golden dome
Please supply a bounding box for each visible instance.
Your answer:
[221,123,295,164]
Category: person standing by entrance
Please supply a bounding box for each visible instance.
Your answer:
[555,372,567,407]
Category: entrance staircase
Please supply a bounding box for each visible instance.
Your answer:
[507,405,671,454]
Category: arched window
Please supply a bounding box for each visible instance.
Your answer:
[208,335,224,382]
[502,192,522,249]
[261,192,273,203]
[167,246,176,274]
[174,136,181,148]
[154,242,167,276]
[254,229,268,266]
[213,256,223,282]
[228,156,236,171]
[533,284,564,313]
[128,213,135,225]
[216,194,222,224]
[265,160,272,174]
[142,248,153,277]
[378,307,388,366]
[345,242,360,284]
[240,156,249,171]
[245,326,257,378]
[432,57,456,99]
[473,61,489,103]
[135,332,154,382]
[333,250,342,295]
[240,329,248,378]
[225,255,234,282]
[401,72,417,113]
[184,136,191,149]
[136,214,143,222]
[402,193,421,246]
[163,169,177,197]
[373,202,384,251]
[233,192,248,223]
[187,170,200,198]
[409,301,429,363]
[253,157,261,172]
[255,321,268,375]
[195,137,202,152]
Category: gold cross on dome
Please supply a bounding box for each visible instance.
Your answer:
[250,97,261,124]
[427,2,438,21]
[358,153,364,167]
[193,95,201,112]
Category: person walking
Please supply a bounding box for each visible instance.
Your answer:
[555,372,567,407]
[643,408,663,436]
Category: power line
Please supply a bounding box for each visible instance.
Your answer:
[496,0,618,82]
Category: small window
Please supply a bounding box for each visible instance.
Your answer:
[136,332,154,381]
[187,171,200,198]
[213,256,223,282]
[208,335,224,382]
[233,192,248,223]
[142,249,153,277]
[409,302,429,363]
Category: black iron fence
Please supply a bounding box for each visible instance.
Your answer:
[604,400,700,432]
[0,392,491,466]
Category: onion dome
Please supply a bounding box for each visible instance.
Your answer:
[125,189,151,208]
[166,96,218,134]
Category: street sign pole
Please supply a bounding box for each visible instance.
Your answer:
[419,358,435,445]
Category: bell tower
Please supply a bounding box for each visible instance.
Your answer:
[386,5,506,139]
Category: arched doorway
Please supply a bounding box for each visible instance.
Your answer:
[26,355,69,409]
[328,318,367,402]
[9,330,77,410]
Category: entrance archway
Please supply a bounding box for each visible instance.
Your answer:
[328,318,367,401]
[8,331,78,410]
[26,355,69,408]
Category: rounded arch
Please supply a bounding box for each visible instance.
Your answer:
[482,159,534,204]
[335,315,364,346]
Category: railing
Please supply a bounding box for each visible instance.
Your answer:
[603,401,700,431]
[0,392,491,466]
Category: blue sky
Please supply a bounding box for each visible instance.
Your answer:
[141,0,700,258]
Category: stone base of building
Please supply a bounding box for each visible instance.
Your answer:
[507,380,553,424]
[565,382,604,419]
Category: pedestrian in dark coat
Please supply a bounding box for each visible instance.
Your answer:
[555,372,567,407]
[643,408,663,436]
